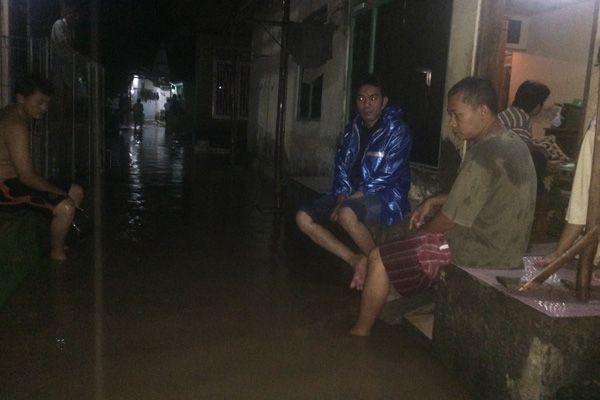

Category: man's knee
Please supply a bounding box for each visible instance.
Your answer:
[295,209,313,231]
[53,198,76,220]
[337,205,359,228]
[368,247,382,267]
[68,184,84,205]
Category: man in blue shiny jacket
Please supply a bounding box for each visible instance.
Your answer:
[296,74,412,291]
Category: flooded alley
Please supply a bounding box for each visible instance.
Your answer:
[0,122,470,399]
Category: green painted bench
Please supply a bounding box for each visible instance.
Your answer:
[0,209,50,306]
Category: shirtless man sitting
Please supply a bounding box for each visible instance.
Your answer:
[0,73,84,261]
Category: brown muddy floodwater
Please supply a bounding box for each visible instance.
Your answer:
[0,123,471,399]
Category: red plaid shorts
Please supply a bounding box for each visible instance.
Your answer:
[0,178,67,217]
[380,232,452,297]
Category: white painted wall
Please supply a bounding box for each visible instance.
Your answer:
[247,0,348,176]
[248,0,482,176]
[440,0,482,153]
[247,0,599,177]
[130,77,170,121]
[508,1,596,139]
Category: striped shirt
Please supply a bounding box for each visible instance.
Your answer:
[497,106,532,144]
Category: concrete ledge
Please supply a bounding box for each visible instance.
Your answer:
[432,264,600,400]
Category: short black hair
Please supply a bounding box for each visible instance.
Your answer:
[512,80,550,113]
[15,72,54,98]
[354,74,387,98]
[448,76,498,115]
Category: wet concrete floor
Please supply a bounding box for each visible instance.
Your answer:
[0,123,471,399]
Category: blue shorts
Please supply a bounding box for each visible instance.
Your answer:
[299,193,382,225]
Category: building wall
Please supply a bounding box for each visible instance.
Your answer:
[508,1,596,139]
[247,0,349,175]
[248,0,480,185]
[247,0,600,199]
[585,3,600,131]
[130,77,170,121]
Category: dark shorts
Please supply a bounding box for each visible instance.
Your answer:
[0,178,69,217]
[380,233,452,297]
[299,193,382,225]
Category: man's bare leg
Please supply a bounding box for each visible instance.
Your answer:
[337,207,376,289]
[296,210,367,282]
[50,199,76,261]
[349,247,390,337]
[68,184,84,207]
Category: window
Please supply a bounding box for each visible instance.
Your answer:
[212,53,250,120]
[296,6,327,120]
[298,72,323,119]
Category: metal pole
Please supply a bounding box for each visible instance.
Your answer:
[71,53,76,182]
[1,1,11,106]
[230,26,238,164]
[91,63,105,400]
[44,38,50,178]
[273,0,290,210]
[26,0,31,38]
[90,0,99,62]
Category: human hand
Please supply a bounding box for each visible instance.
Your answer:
[409,201,431,230]
[329,207,339,222]
[330,195,346,222]
[535,252,558,268]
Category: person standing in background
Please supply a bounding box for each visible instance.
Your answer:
[51,7,80,49]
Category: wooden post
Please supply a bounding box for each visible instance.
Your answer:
[474,0,506,87]
[575,100,600,300]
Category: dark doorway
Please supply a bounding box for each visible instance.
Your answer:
[350,0,453,167]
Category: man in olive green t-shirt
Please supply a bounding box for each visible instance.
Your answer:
[350,76,537,337]
[411,76,536,268]
[441,125,536,268]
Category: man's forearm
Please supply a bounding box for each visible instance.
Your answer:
[427,193,449,208]
[20,175,68,197]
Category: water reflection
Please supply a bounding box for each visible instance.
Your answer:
[116,123,186,242]
[534,300,567,317]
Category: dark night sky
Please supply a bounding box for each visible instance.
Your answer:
[98,0,202,92]
[15,0,235,93]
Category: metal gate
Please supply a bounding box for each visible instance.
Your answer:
[0,35,104,201]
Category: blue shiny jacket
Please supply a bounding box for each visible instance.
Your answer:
[332,105,412,225]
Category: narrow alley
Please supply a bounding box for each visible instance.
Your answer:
[0,122,470,399]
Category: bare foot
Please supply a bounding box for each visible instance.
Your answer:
[348,325,370,337]
[349,255,367,290]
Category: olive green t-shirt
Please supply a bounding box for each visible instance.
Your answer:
[442,128,537,269]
